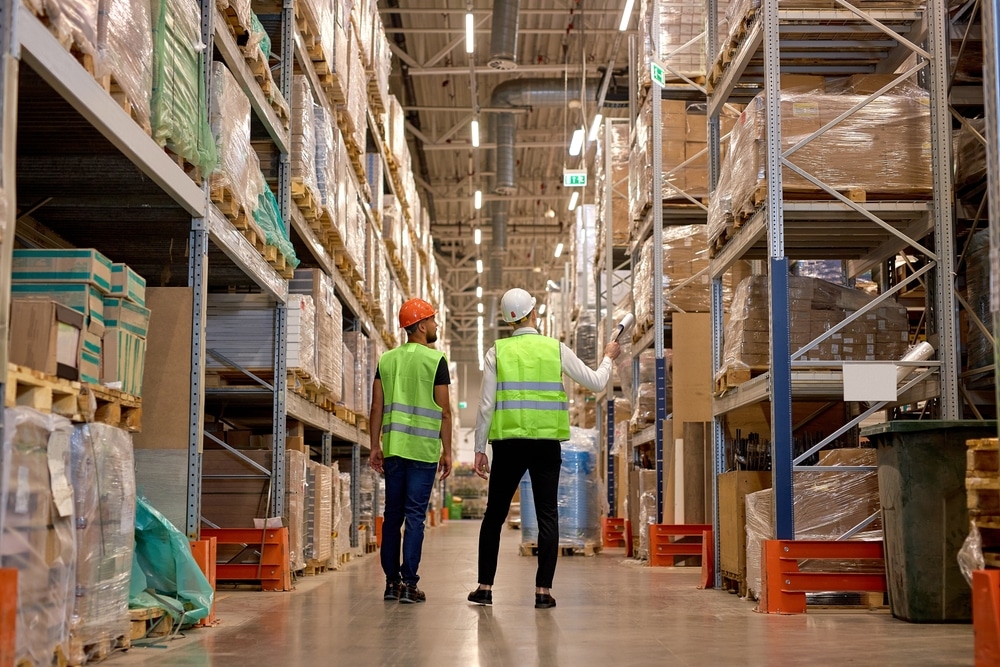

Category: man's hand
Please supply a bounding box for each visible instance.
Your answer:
[604,341,621,361]
[438,451,452,480]
[474,452,491,480]
[369,446,385,474]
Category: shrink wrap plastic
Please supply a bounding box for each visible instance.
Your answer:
[337,472,352,559]
[344,332,370,415]
[70,423,135,660]
[954,118,987,190]
[965,229,993,387]
[594,121,632,246]
[744,448,882,600]
[210,62,263,216]
[291,76,321,207]
[710,87,931,244]
[637,0,725,84]
[150,0,218,172]
[719,275,909,379]
[632,225,731,324]
[248,12,269,58]
[1,408,75,665]
[217,0,251,36]
[314,104,337,211]
[287,294,317,380]
[631,350,670,427]
[345,33,369,155]
[27,0,98,56]
[305,462,333,563]
[98,0,153,132]
[286,449,308,572]
[253,181,299,268]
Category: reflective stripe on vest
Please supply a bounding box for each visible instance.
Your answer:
[378,343,446,463]
[488,334,571,442]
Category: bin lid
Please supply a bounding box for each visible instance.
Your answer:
[860,420,996,437]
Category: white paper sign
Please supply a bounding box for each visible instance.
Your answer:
[843,363,897,402]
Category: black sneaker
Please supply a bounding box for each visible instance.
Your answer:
[399,584,426,604]
[384,581,402,601]
[534,593,556,609]
[468,588,493,606]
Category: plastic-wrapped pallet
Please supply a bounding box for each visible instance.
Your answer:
[385,95,407,166]
[217,0,251,33]
[344,335,370,417]
[286,449,308,572]
[150,0,217,172]
[366,153,384,221]
[287,294,317,382]
[210,62,263,217]
[350,0,374,69]
[637,470,658,560]
[329,462,343,568]
[718,275,909,381]
[206,293,275,370]
[558,428,601,547]
[954,118,987,191]
[638,0,727,85]
[291,76,321,207]
[342,168,365,274]
[305,461,333,564]
[341,342,356,413]
[69,423,135,663]
[965,229,993,388]
[314,103,336,214]
[370,15,392,106]
[1,408,76,666]
[745,448,882,600]
[593,120,631,245]
[338,471,352,558]
[26,0,98,56]
[345,31,369,157]
[382,195,403,253]
[720,86,931,228]
[631,350,670,429]
[253,181,299,268]
[97,0,153,133]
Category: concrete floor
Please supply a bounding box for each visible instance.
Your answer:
[107,520,974,667]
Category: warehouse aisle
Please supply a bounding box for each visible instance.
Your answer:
[108,521,973,667]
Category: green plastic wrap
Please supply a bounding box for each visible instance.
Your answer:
[149,0,217,172]
[129,497,213,623]
[253,182,300,268]
[250,12,270,59]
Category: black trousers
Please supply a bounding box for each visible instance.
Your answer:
[477,439,562,589]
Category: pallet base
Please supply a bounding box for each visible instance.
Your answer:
[67,633,130,667]
[518,542,602,557]
[129,606,173,641]
[5,363,83,419]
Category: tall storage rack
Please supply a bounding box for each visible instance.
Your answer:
[0,0,439,552]
[706,0,958,549]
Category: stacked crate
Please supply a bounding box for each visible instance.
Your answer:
[967,438,1000,568]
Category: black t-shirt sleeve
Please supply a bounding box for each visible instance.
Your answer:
[434,358,451,385]
[374,367,380,380]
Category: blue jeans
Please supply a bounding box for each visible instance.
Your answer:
[381,456,438,586]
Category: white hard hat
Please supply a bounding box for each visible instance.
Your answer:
[500,288,537,323]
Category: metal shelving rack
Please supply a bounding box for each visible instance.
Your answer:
[706,0,959,551]
[2,0,426,550]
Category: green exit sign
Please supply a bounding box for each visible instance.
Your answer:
[458,401,467,409]
[650,60,666,88]
[563,169,587,187]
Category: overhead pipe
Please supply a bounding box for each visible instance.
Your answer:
[489,0,519,70]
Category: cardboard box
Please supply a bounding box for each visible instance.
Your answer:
[12,248,113,294]
[110,263,147,306]
[12,283,105,335]
[102,327,147,395]
[103,297,151,338]
[287,436,307,453]
[9,298,85,379]
[719,470,772,590]
[79,330,102,384]
[225,429,252,448]
[780,74,825,92]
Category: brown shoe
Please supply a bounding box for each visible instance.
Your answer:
[399,584,426,604]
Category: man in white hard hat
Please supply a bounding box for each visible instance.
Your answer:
[467,287,620,609]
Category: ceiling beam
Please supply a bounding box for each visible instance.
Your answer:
[401,64,607,77]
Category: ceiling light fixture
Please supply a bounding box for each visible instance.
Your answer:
[568,191,580,210]
[465,11,475,53]
[474,190,482,210]
[588,113,603,141]
[538,304,547,316]
[477,302,484,313]
[554,242,564,258]
[545,207,556,218]
[471,118,480,147]
[476,258,483,273]
[474,227,482,244]
[568,128,585,156]
[618,0,635,31]
[546,279,561,292]
[476,286,482,298]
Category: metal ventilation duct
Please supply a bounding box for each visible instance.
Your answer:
[487,200,508,291]
[488,0,519,70]
[494,113,517,195]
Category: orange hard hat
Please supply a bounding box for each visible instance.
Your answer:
[399,298,436,328]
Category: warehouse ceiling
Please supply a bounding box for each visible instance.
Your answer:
[378,0,632,353]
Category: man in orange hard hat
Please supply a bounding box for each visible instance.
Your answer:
[369,298,453,604]
[468,288,620,609]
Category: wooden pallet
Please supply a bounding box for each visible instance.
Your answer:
[335,405,357,425]
[302,559,330,576]
[165,148,203,185]
[518,542,602,557]
[291,178,322,223]
[129,606,173,641]
[366,77,386,115]
[720,569,748,597]
[5,364,84,419]
[210,183,243,219]
[714,366,768,395]
[79,384,143,432]
[357,416,369,434]
[67,633,130,667]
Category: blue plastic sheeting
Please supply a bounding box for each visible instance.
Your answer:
[130,497,213,623]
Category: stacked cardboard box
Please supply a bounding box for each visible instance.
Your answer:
[337,471,353,559]
[1,408,77,665]
[210,62,264,219]
[291,76,322,208]
[637,0,728,86]
[98,0,153,132]
[286,449,308,572]
[12,249,148,392]
[593,120,631,246]
[744,448,882,600]
[720,275,909,377]
[343,331,371,416]
[711,82,931,244]
[305,461,333,565]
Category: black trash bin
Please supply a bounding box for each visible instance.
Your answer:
[861,420,996,623]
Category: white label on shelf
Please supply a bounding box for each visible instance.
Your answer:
[843,363,897,402]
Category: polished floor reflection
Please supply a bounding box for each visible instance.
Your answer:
[107,520,973,667]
